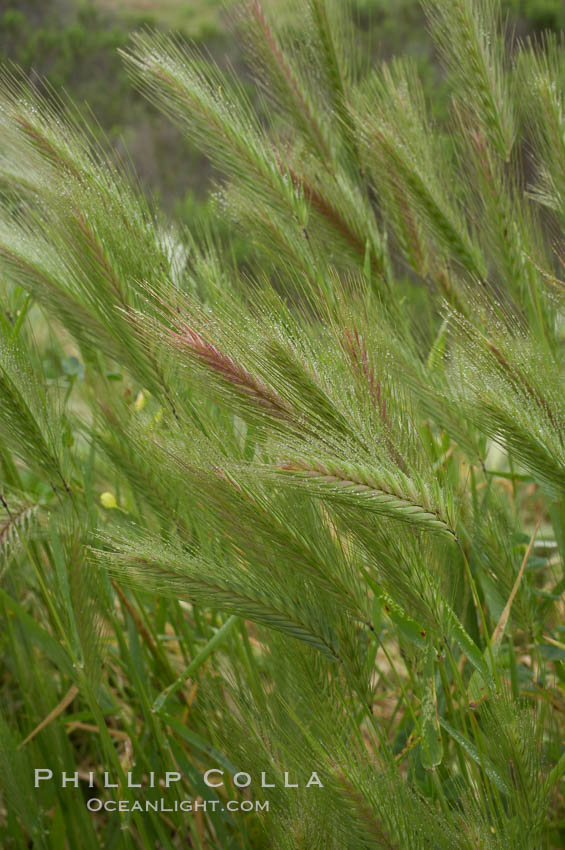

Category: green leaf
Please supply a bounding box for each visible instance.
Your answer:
[0,586,73,677]
[439,717,510,794]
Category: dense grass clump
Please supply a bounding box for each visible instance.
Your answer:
[2,0,565,847]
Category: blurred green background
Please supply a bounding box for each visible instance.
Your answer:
[1,0,563,224]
